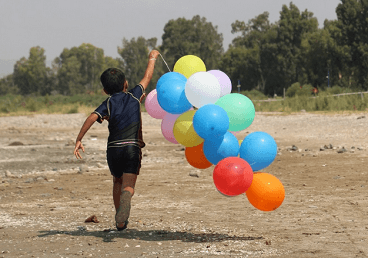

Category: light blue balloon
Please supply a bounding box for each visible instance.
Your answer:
[156,72,187,92]
[193,104,229,140]
[157,79,192,114]
[239,131,277,171]
[203,131,239,165]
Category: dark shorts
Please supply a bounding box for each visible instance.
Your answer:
[106,144,142,178]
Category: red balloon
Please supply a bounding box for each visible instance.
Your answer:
[213,157,253,196]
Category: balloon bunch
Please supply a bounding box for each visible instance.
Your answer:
[145,55,285,212]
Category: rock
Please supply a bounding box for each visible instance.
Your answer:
[300,109,306,112]
[79,165,89,173]
[351,146,355,149]
[350,149,355,153]
[96,162,105,168]
[85,215,99,223]
[287,145,298,151]
[189,171,200,178]
[323,144,332,149]
[337,147,347,153]
[8,141,24,146]
[319,147,325,151]
[35,176,47,181]
[357,147,365,151]
[5,170,21,178]
[357,116,365,119]
[298,149,302,153]
[77,226,87,231]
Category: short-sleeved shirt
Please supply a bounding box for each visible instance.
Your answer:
[93,84,145,148]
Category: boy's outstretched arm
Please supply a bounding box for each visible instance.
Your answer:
[74,113,99,159]
[139,50,160,91]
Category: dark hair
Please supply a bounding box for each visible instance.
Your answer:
[100,68,126,94]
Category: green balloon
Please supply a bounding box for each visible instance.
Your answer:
[215,93,255,131]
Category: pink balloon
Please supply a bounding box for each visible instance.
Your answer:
[230,131,238,136]
[208,70,232,97]
[145,89,167,119]
[161,113,181,144]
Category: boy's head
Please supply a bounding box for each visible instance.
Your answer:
[100,68,127,95]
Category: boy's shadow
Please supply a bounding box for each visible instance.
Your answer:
[38,228,263,243]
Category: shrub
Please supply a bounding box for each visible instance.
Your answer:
[285,82,301,98]
[325,86,343,95]
[67,105,79,114]
[241,89,267,100]
[25,97,40,112]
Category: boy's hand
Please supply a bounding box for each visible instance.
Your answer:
[149,50,160,60]
[74,140,85,159]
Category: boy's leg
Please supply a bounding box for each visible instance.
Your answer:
[113,176,122,212]
[114,173,137,227]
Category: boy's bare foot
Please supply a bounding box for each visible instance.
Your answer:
[116,220,129,231]
[115,190,132,228]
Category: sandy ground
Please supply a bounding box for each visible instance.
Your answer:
[0,111,368,257]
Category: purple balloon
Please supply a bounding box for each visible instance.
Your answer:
[145,89,167,119]
[208,70,232,97]
[161,113,180,144]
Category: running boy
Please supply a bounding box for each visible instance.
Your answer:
[73,49,160,231]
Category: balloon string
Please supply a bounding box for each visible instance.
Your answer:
[159,53,171,72]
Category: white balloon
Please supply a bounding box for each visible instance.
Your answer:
[185,72,221,108]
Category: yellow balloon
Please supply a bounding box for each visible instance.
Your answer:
[173,55,206,78]
[238,140,243,145]
[173,110,204,147]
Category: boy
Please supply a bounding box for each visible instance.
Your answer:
[73,49,160,231]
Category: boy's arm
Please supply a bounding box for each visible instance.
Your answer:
[74,113,99,159]
[139,50,160,91]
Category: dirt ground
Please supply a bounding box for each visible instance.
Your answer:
[0,111,368,258]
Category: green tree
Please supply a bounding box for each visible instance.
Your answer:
[276,3,318,88]
[0,74,18,95]
[160,15,224,70]
[55,43,121,94]
[335,0,368,89]
[13,46,54,95]
[55,55,82,95]
[228,12,280,95]
[220,46,259,92]
[118,37,162,93]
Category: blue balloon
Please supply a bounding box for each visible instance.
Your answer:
[203,131,239,165]
[157,79,192,114]
[239,131,277,171]
[156,72,187,92]
[193,104,229,140]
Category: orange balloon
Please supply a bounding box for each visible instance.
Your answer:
[185,142,212,169]
[246,173,285,211]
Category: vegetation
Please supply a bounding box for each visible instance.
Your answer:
[0,87,366,117]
